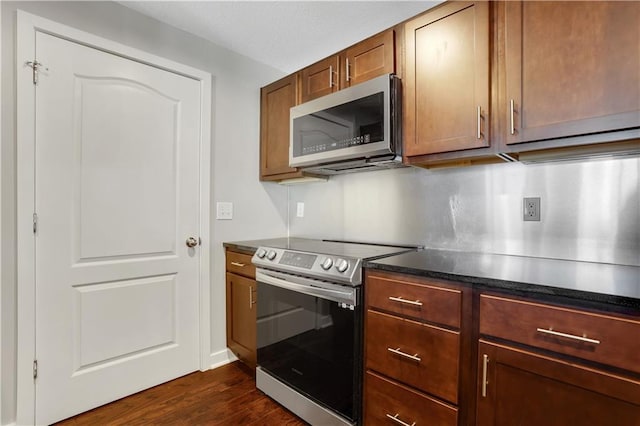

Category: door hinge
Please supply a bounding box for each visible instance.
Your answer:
[33,213,38,234]
[33,360,38,380]
[25,60,48,85]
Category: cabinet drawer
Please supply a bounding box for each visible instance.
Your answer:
[480,294,640,374]
[366,310,460,403]
[367,274,461,328]
[365,370,457,426]
[226,250,255,279]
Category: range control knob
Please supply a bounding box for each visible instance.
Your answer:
[320,257,334,270]
[256,248,267,259]
[266,250,277,261]
[335,258,349,273]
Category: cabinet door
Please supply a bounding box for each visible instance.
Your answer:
[342,30,395,88]
[300,55,340,103]
[260,74,302,180]
[226,272,257,367]
[477,341,640,426]
[505,1,640,145]
[404,1,490,156]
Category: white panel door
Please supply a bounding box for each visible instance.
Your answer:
[34,31,201,425]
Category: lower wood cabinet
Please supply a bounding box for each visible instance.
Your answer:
[364,270,473,425]
[479,294,640,374]
[477,340,640,426]
[225,249,257,368]
[365,270,640,425]
[366,310,460,404]
[477,293,640,426]
[365,370,457,426]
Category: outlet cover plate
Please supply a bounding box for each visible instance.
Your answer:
[523,197,540,221]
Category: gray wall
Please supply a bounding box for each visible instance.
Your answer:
[290,157,640,267]
[1,2,287,423]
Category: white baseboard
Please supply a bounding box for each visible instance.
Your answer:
[2,422,16,426]
[207,348,237,370]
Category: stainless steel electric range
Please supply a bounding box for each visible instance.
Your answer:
[251,238,417,426]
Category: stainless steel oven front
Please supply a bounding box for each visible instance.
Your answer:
[255,267,362,426]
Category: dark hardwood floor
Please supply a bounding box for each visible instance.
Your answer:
[56,362,306,425]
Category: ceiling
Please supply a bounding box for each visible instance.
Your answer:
[118,1,441,73]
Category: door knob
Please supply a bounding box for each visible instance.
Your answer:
[186,237,199,248]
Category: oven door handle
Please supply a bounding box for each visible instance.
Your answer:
[256,270,358,306]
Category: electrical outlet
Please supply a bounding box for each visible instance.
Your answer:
[296,202,305,218]
[523,197,540,221]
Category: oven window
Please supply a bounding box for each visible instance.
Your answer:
[257,281,362,421]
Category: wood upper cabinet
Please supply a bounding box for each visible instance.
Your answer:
[225,249,257,368]
[342,29,395,88]
[477,341,640,426]
[300,55,340,103]
[301,29,396,103]
[260,73,306,181]
[504,1,640,145]
[404,1,490,157]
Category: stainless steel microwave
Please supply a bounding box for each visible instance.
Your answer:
[289,73,404,175]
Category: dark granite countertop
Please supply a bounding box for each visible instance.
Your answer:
[366,249,640,311]
[225,238,639,311]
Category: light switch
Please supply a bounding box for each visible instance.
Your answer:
[216,202,233,220]
[296,202,304,218]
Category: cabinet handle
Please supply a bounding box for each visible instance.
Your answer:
[249,287,256,308]
[536,328,600,345]
[510,99,516,135]
[385,413,416,426]
[388,296,422,307]
[481,354,489,397]
[329,65,334,88]
[345,58,351,82]
[230,261,246,267]
[387,347,421,362]
[477,106,482,139]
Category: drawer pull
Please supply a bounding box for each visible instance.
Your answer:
[387,347,421,362]
[388,296,423,307]
[536,328,600,345]
[385,413,416,426]
[230,262,246,267]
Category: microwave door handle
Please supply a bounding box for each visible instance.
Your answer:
[256,270,356,306]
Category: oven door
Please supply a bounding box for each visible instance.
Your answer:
[255,268,362,424]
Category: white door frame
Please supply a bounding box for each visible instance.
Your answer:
[0,3,3,425]
[16,11,211,425]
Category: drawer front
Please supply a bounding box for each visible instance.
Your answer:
[226,250,255,279]
[366,310,460,403]
[365,370,458,426]
[367,274,461,328]
[480,294,640,374]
